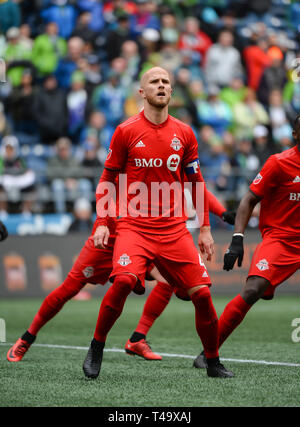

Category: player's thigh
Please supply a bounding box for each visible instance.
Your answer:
[110,228,156,284]
[69,238,113,285]
[248,237,300,288]
[156,230,211,292]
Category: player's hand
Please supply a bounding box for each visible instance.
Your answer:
[0,221,8,242]
[222,210,236,226]
[223,235,244,271]
[198,226,214,262]
[93,225,110,249]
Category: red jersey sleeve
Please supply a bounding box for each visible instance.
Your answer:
[104,125,127,171]
[182,127,199,168]
[249,155,279,198]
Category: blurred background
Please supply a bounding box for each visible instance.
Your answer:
[0,0,300,297]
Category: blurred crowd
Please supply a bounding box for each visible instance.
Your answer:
[0,0,299,224]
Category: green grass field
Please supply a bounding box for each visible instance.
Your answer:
[0,295,300,407]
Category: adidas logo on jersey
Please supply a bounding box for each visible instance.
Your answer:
[293,176,300,183]
[202,271,208,278]
[135,140,145,147]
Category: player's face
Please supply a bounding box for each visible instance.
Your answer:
[140,70,172,109]
[292,122,300,146]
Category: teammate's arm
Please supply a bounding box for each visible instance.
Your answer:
[223,190,260,271]
[207,191,236,225]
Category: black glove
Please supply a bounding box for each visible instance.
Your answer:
[0,221,8,242]
[222,210,236,225]
[223,235,244,271]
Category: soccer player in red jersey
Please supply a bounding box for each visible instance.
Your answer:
[6,189,234,362]
[193,115,300,369]
[83,67,234,379]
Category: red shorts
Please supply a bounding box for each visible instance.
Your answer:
[68,236,114,285]
[248,235,300,288]
[110,224,211,292]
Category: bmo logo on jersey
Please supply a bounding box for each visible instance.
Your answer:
[133,155,181,171]
[134,158,163,168]
[289,193,300,201]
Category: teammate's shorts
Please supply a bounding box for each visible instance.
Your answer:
[248,235,300,288]
[110,224,211,293]
[68,236,114,285]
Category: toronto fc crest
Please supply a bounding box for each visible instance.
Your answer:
[118,254,132,266]
[170,135,182,151]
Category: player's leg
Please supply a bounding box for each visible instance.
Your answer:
[193,276,269,369]
[157,230,234,378]
[83,273,137,379]
[125,266,173,360]
[194,237,300,368]
[7,240,113,362]
[83,228,153,379]
[7,275,86,362]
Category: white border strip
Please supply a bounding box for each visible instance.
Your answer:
[1,342,300,368]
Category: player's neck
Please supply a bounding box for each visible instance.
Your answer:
[143,104,169,125]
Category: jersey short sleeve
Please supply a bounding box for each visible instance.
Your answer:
[249,155,279,198]
[104,126,127,171]
[182,128,199,169]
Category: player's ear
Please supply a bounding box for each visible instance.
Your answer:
[139,87,146,98]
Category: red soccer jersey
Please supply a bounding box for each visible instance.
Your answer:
[103,111,207,233]
[249,145,300,238]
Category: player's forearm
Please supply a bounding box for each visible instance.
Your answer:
[95,167,118,225]
[207,190,225,218]
[234,191,260,235]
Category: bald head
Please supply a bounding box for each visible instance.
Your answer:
[140,67,171,89]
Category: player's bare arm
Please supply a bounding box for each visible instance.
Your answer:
[224,190,261,271]
[234,190,261,235]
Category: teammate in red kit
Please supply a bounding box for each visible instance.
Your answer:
[194,114,300,369]
[83,66,234,379]
[6,189,234,362]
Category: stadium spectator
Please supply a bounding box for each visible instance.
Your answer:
[196,85,233,136]
[91,70,127,129]
[32,74,67,144]
[129,0,160,39]
[68,197,93,233]
[46,137,93,213]
[105,13,132,62]
[40,0,78,40]
[79,137,104,189]
[0,135,36,216]
[7,69,37,141]
[243,37,271,90]
[55,36,85,89]
[233,87,269,139]
[178,16,212,65]
[77,0,105,33]
[160,12,179,46]
[71,11,97,45]
[220,76,247,110]
[66,70,88,143]
[252,125,274,167]
[32,22,67,77]
[205,29,244,88]
[268,89,292,144]
[0,0,21,34]
[257,46,287,106]
[4,27,33,87]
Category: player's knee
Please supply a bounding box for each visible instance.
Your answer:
[113,274,137,295]
[241,277,269,305]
